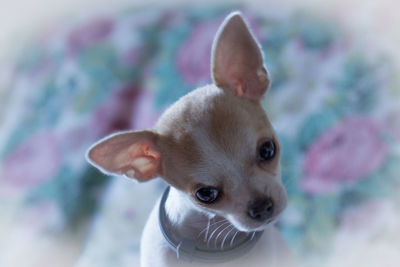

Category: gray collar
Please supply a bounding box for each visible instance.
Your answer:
[158,186,264,263]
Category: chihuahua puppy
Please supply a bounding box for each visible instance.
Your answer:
[87,12,294,267]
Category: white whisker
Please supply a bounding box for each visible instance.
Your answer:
[250,231,256,240]
[230,230,240,247]
[221,226,235,249]
[203,218,211,242]
[214,224,233,248]
[197,218,227,239]
[207,221,231,248]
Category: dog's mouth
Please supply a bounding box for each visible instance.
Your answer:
[248,217,279,232]
[225,213,281,233]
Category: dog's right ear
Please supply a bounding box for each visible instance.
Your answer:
[86,130,161,182]
[211,12,270,102]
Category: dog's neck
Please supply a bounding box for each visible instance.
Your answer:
[164,187,246,248]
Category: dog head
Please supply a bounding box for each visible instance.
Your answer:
[87,12,287,232]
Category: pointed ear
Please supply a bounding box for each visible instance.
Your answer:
[86,130,161,182]
[211,12,270,101]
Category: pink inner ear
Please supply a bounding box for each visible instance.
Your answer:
[227,66,269,101]
[114,141,161,180]
[235,83,244,97]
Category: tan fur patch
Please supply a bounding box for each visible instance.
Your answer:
[155,84,283,219]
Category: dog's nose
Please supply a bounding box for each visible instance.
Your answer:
[247,198,274,221]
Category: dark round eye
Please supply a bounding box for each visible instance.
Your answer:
[195,187,219,204]
[258,140,276,161]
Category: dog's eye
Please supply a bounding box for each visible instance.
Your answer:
[195,187,219,204]
[258,140,276,161]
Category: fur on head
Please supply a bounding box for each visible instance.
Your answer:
[87,12,287,232]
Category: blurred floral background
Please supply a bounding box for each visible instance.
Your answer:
[0,1,399,267]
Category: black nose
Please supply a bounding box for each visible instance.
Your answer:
[247,198,274,221]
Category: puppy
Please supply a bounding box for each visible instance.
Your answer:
[87,11,294,267]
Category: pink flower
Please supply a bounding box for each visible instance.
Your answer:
[176,18,221,85]
[91,87,161,140]
[302,117,388,194]
[121,45,144,66]
[130,89,162,130]
[3,132,61,188]
[90,85,140,138]
[68,17,114,54]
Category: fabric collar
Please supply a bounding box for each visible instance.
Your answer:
[158,186,264,263]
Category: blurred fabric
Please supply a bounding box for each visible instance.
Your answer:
[0,4,399,267]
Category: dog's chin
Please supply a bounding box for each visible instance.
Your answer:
[227,216,277,233]
[234,221,273,232]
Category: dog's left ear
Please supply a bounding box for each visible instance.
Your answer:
[86,130,161,182]
[211,12,270,101]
